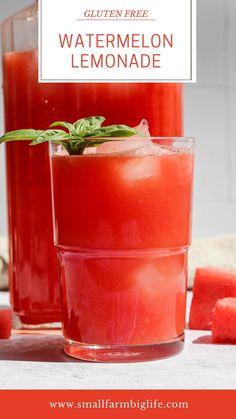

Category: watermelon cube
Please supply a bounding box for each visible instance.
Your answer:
[189,268,236,330]
[212,298,236,343]
[0,309,12,339]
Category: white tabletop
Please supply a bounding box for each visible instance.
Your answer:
[0,292,236,390]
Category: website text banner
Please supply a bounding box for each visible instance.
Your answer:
[39,0,196,83]
[0,390,235,419]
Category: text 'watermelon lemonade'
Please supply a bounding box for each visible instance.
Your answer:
[50,134,194,362]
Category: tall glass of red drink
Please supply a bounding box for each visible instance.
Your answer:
[50,136,194,362]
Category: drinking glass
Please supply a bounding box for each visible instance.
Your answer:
[50,137,194,362]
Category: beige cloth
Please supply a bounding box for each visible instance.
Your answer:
[188,235,236,288]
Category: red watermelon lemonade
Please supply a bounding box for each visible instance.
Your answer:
[50,122,194,362]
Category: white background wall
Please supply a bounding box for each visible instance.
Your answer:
[184,0,236,238]
[0,0,236,239]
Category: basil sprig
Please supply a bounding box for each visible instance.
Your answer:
[0,116,137,155]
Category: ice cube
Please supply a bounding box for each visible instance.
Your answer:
[54,143,68,156]
[133,256,184,295]
[121,155,159,181]
[83,119,168,157]
[133,120,171,156]
[132,261,171,296]
[83,147,97,155]
[134,119,151,137]
[84,119,151,155]
[134,120,175,156]
[85,139,149,155]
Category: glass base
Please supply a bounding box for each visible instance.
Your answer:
[63,334,184,363]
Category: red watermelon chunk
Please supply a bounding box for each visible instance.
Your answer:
[212,298,236,344]
[189,268,236,330]
[0,309,12,339]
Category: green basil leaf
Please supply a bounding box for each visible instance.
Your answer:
[31,130,70,145]
[50,121,75,134]
[0,116,138,155]
[0,129,43,143]
[74,116,105,135]
[83,125,137,138]
[61,139,85,155]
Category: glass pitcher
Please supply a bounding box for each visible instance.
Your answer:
[1,1,183,327]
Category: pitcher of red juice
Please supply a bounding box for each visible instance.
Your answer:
[1,1,183,327]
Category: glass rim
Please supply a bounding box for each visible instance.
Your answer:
[50,136,195,143]
[50,136,195,158]
[151,137,195,146]
[143,136,195,142]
